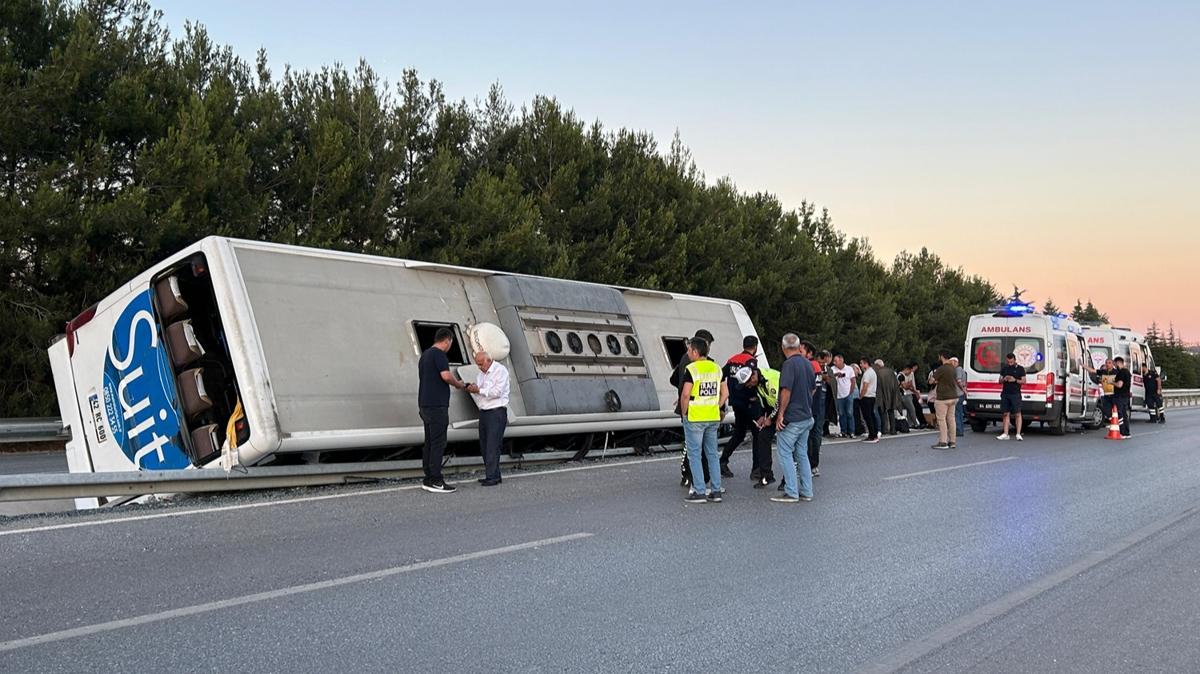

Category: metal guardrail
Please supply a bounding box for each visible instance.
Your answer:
[0,443,674,503]
[0,418,68,445]
[1164,388,1200,406]
[5,392,1200,445]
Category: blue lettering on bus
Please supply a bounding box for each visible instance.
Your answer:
[101,289,190,470]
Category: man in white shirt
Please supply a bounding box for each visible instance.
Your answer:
[467,350,510,486]
[857,357,880,443]
[829,354,856,437]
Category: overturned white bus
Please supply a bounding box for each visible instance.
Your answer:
[48,237,762,506]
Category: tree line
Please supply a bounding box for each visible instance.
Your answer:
[5,0,1011,417]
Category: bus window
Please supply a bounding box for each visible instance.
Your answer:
[413,321,467,365]
[661,337,689,369]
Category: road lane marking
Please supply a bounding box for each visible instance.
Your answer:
[882,457,1019,481]
[859,503,1200,673]
[0,456,678,538]
[0,532,593,652]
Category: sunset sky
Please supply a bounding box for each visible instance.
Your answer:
[156,0,1200,341]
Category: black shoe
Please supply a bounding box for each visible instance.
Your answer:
[798,494,814,502]
[720,465,734,478]
[753,479,766,489]
[684,491,707,503]
[930,443,951,450]
[480,478,501,486]
[777,481,785,491]
[422,481,456,493]
[707,491,723,503]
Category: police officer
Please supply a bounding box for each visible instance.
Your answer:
[680,336,729,503]
[736,365,779,488]
[671,329,715,488]
[720,336,760,478]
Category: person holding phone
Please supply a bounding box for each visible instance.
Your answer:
[997,353,1026,441]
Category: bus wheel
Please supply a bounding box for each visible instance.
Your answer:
[969,419,987,433]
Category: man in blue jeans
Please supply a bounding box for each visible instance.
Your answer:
[679,336,730,503]
[771,333,817,503]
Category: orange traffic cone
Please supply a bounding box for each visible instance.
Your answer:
[1105,408,1123,440]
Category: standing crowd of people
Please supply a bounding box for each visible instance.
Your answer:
[409,325,1160,500]
[672,329,970,504]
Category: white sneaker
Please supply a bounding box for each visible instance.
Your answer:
[996,434,1010,440]
[1015,434,1023,441]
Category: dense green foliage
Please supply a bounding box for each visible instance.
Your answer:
[1,0,1001,416]
[1147,323,1200,389]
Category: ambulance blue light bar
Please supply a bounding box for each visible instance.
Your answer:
[990,300,1036,317]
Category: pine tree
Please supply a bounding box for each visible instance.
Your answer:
[1146,322,1162,347]
[1043,299,1060,315]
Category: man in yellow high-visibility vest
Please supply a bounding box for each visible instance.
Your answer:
[680,336,730,503]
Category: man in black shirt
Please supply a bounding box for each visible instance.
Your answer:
[1143,365,1164,423]
[997,353,1026,441]
[418,327,471,493]
[1112,356,1133,438]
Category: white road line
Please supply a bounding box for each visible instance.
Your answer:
[859,504,1200,673]
[882,457,1019,481]
[0,532,593,653]
[0,455,677,538]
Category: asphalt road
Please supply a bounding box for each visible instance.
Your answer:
[2,410,1199,673]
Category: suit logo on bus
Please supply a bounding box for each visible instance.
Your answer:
[101,290,190,470]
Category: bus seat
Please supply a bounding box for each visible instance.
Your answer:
[166,319,206,368]
[177,368,212,418]
[154,275,189,322]
[188,424,221,465]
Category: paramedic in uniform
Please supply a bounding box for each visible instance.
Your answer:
[417,327,471,493]
[468,350,510,486]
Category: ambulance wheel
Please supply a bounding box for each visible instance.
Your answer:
[969,419,987,433]
[1083,406,1104,430]
[1050,413,1067,436]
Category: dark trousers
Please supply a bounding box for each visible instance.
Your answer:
[880,404,896,435]
[419,406,449,484]
[860,396,879,439]
[721,407,757,464]
[753,424,775,481]
[823,391,837,436]
[1114,396,1131,436]
[853,398,866,435]
[808,390,826,469]
[479,407,508,481]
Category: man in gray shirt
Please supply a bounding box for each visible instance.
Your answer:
[771,333,816,503]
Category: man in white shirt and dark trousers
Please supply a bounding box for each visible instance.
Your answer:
[469,350,510,486]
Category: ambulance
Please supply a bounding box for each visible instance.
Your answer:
[1082,326,1156,418]
[963,300,1105,435]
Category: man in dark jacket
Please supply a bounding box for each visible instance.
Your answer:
[720,335,760,478]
